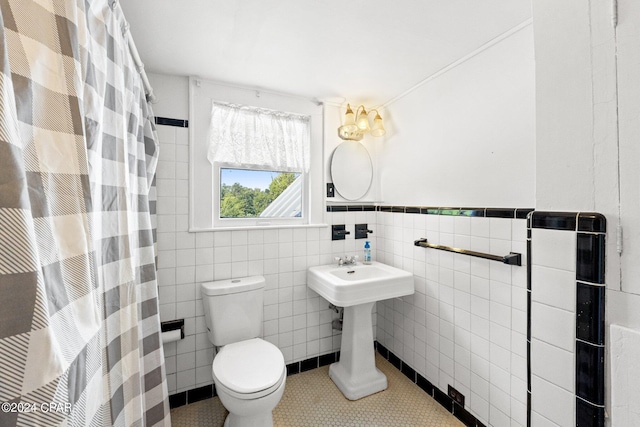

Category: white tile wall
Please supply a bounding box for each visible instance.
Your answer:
[154,125,377,394]
[376,211,528,427]
[530,227,578,427]
[531,375,575,427]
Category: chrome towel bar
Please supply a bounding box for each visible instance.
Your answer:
[414,238,522,266]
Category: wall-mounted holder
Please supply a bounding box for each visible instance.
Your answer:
[355,224,373,239]
[332,224,350,240]
[414,238,522,266]
[161,319,185,345]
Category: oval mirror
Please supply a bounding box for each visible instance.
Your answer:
[330,142,373,201]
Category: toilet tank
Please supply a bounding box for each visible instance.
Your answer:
[201,276,265,346]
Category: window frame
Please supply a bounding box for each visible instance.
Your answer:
[188,77,325,232]
[212,162,308,228]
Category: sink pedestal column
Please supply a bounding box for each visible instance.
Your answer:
[329,301,387,400]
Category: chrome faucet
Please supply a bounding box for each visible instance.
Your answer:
[334,255,359,266]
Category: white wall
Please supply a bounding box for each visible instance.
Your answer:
[148,72,189,120]
[378,25,535,208]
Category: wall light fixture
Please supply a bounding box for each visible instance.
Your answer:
[338,104,386,141]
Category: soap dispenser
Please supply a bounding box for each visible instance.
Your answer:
[363,241,371,264]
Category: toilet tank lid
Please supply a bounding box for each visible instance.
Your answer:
[201,276,265,296]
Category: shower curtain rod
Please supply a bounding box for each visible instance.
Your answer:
[112,0,157,103]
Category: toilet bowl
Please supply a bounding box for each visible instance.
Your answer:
[201,277,286,427]
[212,338,286,427]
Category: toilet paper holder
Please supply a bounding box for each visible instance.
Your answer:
[161,319,185,340]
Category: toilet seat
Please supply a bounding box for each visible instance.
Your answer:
[212,338,285,400]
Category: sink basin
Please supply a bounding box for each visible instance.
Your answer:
[307,261,414,400]
[307,261,414,307]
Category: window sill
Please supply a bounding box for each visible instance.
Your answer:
[188,223,330,233]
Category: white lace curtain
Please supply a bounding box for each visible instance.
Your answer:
[207,101,311,172]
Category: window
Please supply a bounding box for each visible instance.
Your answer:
[189,78,324,231]
[208,101,310,227]
[217,166,302,218]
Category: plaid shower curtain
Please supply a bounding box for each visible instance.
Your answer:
[0,0,170,426]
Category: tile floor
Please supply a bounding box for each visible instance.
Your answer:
[170,353,464,427]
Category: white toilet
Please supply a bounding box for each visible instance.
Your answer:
[201,276,286,427]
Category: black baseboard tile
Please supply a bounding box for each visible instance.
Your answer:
[286,362,300,376]
[416,374,434,396]
[400,363,416,382]
[387,352,402,370]
[174,350,340,409]
[453,403,477,427]
[433,387,454,412]
[375,341,389,359]
[300,357,319,372]
[383,347,488,427]
[319,352,337,367]
[168,391,186,409]
[187,384,213,404]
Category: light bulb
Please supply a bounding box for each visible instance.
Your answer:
[370,112,386,137]
[342,103,357,133]
[356,108,370,133]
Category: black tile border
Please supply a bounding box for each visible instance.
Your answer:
[575,341,605,406]
[170,351,340,409]
[485,208,516,218]
[326,206,600,228]
[187,384,214,404]
[168,391,186,409]
[526,211,606,427]
[577,233,606,284]
[375,342,487,427]
[526,212,533,427]
[576,397,606,427]
[577,213,606,233]
[576,283,605,345]
[326,205,348,212]
[155,116,189,127]
[326,205,535,219]
[531,211,577,230]
[530,211,607,233]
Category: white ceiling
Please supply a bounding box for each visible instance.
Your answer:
[122,0,531,106]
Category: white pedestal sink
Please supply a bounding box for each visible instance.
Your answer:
[307,261,414,400]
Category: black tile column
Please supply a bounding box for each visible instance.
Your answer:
[527,212,606,427]
[575,213,606,427]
